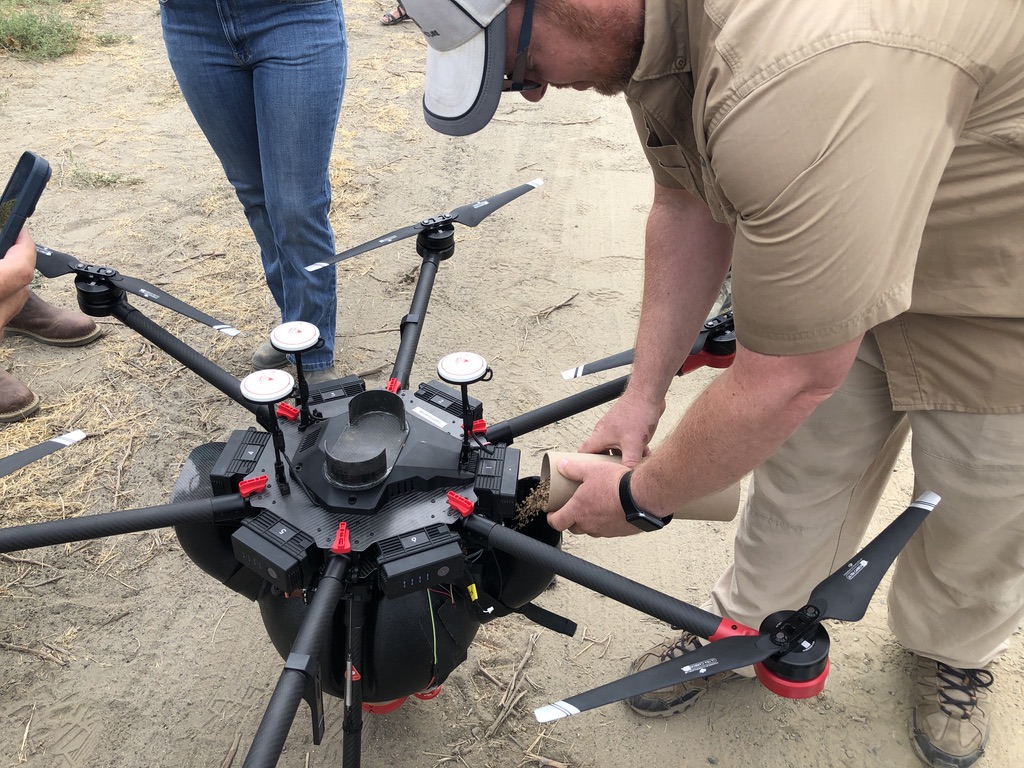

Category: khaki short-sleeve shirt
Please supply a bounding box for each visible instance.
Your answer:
[625,0,1024,413]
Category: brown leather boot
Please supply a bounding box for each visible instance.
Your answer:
[0,368,40,423]
[5,291,102,347]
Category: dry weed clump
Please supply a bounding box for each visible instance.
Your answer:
[513,478,549,529]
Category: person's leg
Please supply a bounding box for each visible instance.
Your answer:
[1,291,102,422]
[380,3,409,26]
[892,410,1024,666]
[247,0,347,371]
[160,0,266,266]
[160,0,345,370]
[160,0,279,324]
[891,409,1024,767]
[707,333,908,627]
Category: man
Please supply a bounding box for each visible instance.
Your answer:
[399,2,1023,767]
[1,227,102,422]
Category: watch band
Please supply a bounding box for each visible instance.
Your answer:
[618,469,672,532]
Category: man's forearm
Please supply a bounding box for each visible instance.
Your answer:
[631,336,864,518]
[628,184,733,405]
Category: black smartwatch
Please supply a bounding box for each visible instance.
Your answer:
[618,470,672,532]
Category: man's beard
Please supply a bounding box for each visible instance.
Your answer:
[540,0,644,96]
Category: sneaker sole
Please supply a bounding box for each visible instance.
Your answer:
[626,698,702,718]
[909,719,988,768]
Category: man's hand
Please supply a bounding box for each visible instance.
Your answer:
[0,227,37,332]
[579,388,665,467]
[546,455,638,537]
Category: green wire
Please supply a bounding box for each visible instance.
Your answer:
[427,590,438,666]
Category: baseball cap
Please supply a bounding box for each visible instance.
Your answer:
[401,0,512,136]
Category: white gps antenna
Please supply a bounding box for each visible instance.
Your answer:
[437,352,492,462]
[270,321,321,427]
[240,369,296,495]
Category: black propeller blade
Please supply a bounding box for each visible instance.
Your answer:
[560,311,735,380]
[535,635,777,722]
[534,492,940,721]
[305,178,544,272]
[34,245,240,336]
[808,491,939,622]
[0,429,87,479]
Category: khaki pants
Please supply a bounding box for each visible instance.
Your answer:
[708,334,1024,668]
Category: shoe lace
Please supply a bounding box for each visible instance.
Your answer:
[935,662,994,720]
[659,632,701,662]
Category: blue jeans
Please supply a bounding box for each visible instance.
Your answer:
[160,0,346,370]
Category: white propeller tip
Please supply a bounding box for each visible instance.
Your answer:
[215,325,241,337]
[560,366,582,380]
[305,262,326,272]
[54,430,87,446]
[528,178,544,188]
[534,702,578,723]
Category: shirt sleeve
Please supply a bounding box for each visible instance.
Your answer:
[706,44,979,355]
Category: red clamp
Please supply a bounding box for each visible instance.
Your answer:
[708,618,760,642]
[447,491,475,517]
[470,418,487,435]
[276,402,300,422]
[331,521,351,554]
[385,378,401,393]
[238,475,269,498]
[679,350,735,375]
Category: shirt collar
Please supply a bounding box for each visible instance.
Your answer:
[630,0,693,83]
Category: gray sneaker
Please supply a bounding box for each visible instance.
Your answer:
[252,340,290,369]
[911,656,993,768]
[304,366,338,385]
[625,632,741,717]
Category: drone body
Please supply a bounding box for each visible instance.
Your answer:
[169,369,563,707]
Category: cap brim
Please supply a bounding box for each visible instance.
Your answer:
[423,11,507,136]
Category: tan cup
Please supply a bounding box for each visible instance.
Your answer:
[540,450,741,522]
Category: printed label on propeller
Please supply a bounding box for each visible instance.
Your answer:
[844,558,868,580]
[682,658,718,673]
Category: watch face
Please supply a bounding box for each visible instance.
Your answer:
[626,510,665,532]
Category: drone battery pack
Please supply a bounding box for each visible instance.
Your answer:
[306,373,366,407]
[376,524,464,598]
[472,444,521,520]
[413,380,482,424]
[231,510,320,593]
[210,428,271,496]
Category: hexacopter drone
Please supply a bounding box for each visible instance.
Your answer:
[0,173,939,768]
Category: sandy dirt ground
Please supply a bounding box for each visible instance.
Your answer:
[1,2,1021,767]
